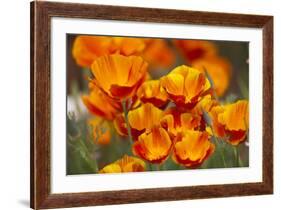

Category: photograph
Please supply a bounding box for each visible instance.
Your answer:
[66,34,249,175]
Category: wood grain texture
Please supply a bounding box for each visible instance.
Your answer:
[30,1,274,209]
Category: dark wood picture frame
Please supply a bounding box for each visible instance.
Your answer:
[31,1,273,209]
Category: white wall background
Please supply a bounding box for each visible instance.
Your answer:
[0,0,279,209]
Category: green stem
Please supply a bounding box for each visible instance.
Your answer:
[121,100,134,146]
[214,137,227,168]
[234,146,243,167]
[210,125,227,168]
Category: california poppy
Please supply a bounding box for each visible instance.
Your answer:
[160,65,211,109]
[137,80,169,108]
[209,100,249,145]
[173,130,215,167]
[99,155,146,173]
[72,36,146,68]
[91,54,148,100]
[133,126,172,164]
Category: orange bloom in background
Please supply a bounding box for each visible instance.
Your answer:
[133,126,172,164]
[99,155,146,173]
[72,36,146,68]
[160,65,211,109]
[82,82,120,120]
[161,107,201,139]
[192,56,232,97]
[91,54,148,100]
[173,130,215,167]
[175,39,217,62]
[137,80,169,108]
[143,39,175,68]
[88,118,111,145]
[112,37,146,56]
[209,100,249,145]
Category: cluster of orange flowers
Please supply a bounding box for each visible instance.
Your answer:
[72,35,249,173]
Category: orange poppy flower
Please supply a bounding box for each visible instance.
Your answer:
[91,54,148,100]
[160,107,201,139]
[88,118,111,145]
[72,35,146,68]
[210,100,249,145]
[143,39,175,68]
[133,126,172,164]
[192,56,232,96]
[173,130,215,167]
[114,103,164,138]
[99,155,146,173]
[175,39,217,62]
[137,80,169,108]
[160,65,211,109]
[82,82,120,120]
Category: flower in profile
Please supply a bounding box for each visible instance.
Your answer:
[160,65,211,109]
[99,155,146,173]
[137,80,169,108]
[143,39,175,68]
[133,126,172,164]
[192,56,232,96]
[88,118,111,145]
[82,81,120,120]
[72,36,146,68]
[91,54,148,100]
[172,130,215,167]
[175,39,217,62]
[209,100,249,145]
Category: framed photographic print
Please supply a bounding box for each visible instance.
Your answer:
[30,1,273,209]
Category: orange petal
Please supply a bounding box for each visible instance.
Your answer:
[133,127,172,164]
[173,130,214,167]
[128,103,164,131]
[82,83,119,120]
[113,114,128,136]
[116,155,146,172]
[91,54,148,99]
[226,130,247,145]
[161,65,211,108]
[113,37,146,56]
[99,155,146,173]
[218,100,249,131]
[209,105,226,138]
[137,80,169,108]
[72,36,116,68]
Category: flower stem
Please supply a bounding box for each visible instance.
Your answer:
[122,100,134,146]
[233,146,243,167]
[214,137,227,168]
